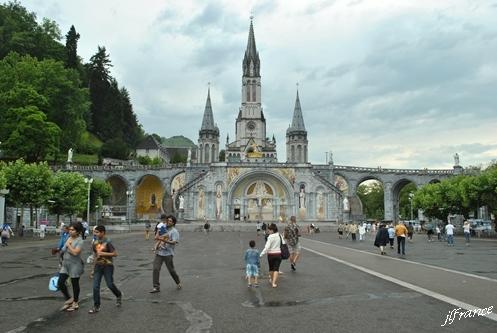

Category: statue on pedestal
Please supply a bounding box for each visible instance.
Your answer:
[67,148,73,163]
[454,153,460,166]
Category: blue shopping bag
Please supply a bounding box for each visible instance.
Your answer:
[48,274,59,292]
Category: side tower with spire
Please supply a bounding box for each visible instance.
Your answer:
[225,18,277,163]
[286,89,308,163]
[197,87,220,163]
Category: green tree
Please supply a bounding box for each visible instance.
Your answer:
[2,106,61,162]
[0,53,89,157]
[64,25,80,69]
[0,167,6,189]
[3,159,52,228]
[0,2,65,61]
[100,138,129,160]
[356,181,384,220]
[49,171,87,224]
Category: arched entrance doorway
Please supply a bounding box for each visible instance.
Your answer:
[105,175,128,218]
[228,170,293,222]
[135,175,164,219]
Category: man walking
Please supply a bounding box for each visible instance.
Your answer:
[150,214,181,293]
[284,216,301,271]
[394,222,408,256]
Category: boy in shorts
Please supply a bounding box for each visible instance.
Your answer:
[244,240,260,287]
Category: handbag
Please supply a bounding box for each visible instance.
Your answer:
[279,235,290,260]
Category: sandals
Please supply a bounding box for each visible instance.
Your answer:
[65,302,79,312]
[60,298,74,311]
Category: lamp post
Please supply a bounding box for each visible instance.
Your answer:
[84,178,93,225]
[126,190,133,232]
[409,192,414,221]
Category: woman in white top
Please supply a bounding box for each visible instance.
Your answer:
[260,223,282,288]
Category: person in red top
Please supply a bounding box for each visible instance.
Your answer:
[394,222,408,256]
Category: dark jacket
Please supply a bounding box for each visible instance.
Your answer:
[374,227,389,247]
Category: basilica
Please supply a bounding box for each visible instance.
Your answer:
[178,19,342,222]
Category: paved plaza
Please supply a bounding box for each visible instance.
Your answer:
[0,227,496,332]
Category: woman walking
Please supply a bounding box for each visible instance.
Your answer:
[374,224,389,255]
[260,223,282,288]
[58,222,85,312]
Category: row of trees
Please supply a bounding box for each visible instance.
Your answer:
[0,2,143,162]
[0,159,111,228]
[413,164,497,222]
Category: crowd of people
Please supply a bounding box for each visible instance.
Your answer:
[334,219,474,257]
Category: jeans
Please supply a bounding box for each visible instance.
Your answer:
[464,232,470,243]
[153,255,180,289]
[93,264,122,306]
[397,236,406,255]
[447,234,454,245]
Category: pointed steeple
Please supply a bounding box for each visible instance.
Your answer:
[200,86,218,134]
[288,89,306,133]
[243,17,260,77]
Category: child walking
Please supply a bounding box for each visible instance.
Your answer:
[88,225,123,314]
[244,240,260,287]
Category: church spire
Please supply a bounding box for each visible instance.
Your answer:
[200,86,218,133]
[243,17,260,77]
[289,89,306,132]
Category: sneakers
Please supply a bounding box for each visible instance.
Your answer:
[116,293,123,307]
[290,263,296,271]
[176,284,182,290]
[88,306,100,314]
[149,288,160,293]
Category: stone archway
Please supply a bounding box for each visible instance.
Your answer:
[106,175,128,206]
[391,178,418,223]
[104,175,128,218]
[227,170,293,222]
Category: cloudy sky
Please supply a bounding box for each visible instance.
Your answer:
[20,0,497,169]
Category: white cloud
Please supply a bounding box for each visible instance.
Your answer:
[20,0,497,169]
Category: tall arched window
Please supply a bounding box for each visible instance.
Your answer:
[205,144,210,163]
[291,146,295,162]
[246,84,251,102]
[297,145,302,162]
[252,80,256,101]
[211,145,216,162]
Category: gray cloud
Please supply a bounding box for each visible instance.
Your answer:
[18,0,497,169]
